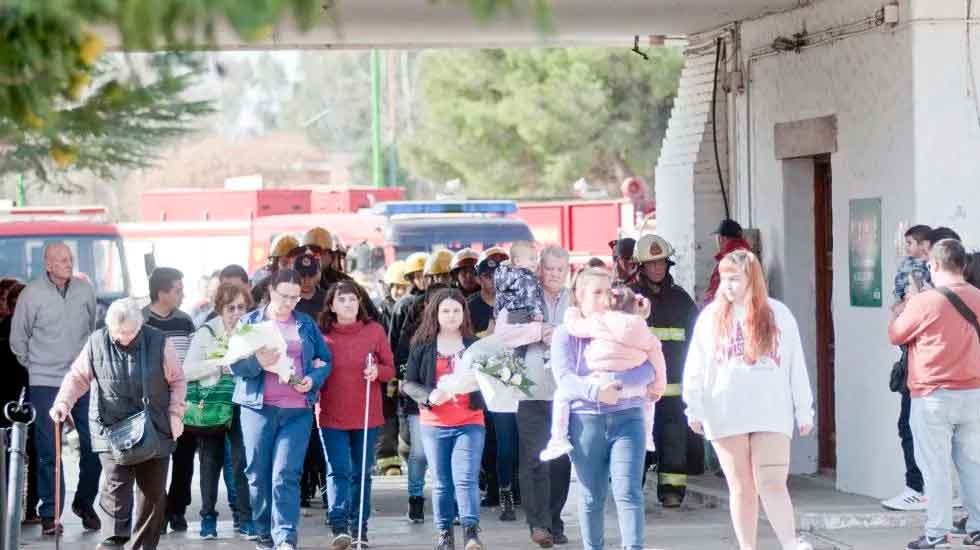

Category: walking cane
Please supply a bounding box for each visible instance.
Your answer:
[355,353,374,548]
[54,418,61,550]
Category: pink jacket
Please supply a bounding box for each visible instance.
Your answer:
[565,307,667,396]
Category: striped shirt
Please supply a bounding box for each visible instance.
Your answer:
[142,306,195,365]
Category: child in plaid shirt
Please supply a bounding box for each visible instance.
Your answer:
[490,242,547,350]
[894,225,932,302]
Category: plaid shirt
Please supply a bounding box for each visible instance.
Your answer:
[493,264,546,320]
[894,256,931,302]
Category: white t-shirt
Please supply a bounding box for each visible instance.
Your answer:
[682,298,814,441]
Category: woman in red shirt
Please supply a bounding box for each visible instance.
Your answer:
[317,281,395,549]
[402,288,485,550]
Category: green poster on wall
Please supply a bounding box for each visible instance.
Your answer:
[849,198,883,307]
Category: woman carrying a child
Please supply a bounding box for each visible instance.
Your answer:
[550,267,658,550]
[683,250,814,550]
[402,288,486,550]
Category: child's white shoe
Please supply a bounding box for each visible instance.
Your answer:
[539,438,573,461]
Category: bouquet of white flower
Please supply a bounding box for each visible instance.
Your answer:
[473,351,536,398]
[206,321,298,385]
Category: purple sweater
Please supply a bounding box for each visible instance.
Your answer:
[550,325,654,414]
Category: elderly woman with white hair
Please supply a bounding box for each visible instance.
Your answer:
[50,297,187,550]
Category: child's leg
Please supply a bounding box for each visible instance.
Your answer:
[644,402,656,452]
[539,397,574,462]
[494,307,543,348]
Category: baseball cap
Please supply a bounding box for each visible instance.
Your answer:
[476,257,501,277]
[713,219,743,238]
[293,254,321,278]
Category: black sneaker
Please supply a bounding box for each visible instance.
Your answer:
[906,534,951,549]
[96,536,130,550]
[73,503,102,531]
[463,525,483,550]
[964,531,980,546]
[169,513,188,532]
[552,531,569,545]
[435,529,454,550]
[332,529,353,549]
[255,536,275,550]
[41,518,63,536]
[499,488,516,522]
[408,496,425,523]
[352,531,370,549]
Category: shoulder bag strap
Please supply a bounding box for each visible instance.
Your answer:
[936,286,980,342]
[139,331,151,409]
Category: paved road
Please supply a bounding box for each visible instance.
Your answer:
[16,459,924,550]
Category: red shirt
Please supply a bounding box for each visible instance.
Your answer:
[420,355,485,428]
[317,321,396,430]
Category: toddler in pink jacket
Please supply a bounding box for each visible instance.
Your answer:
[541,286,667,461]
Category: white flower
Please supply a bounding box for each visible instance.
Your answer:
[499,367,512,383]
[510,373,523,386]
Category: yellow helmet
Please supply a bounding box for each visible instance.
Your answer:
[478,246,509,265]
[634,234,675,263]
[384,261,409,286]
[450,248,480,272]
[403,252,429,281]
[424,249,454,276]
[270,234,300,258]
[302,227,333,252]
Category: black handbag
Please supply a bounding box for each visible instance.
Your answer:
[92,334,166,466]
[889,350,907,393]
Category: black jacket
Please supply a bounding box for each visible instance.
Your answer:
[630,273,699,385]
[402,337,484,413]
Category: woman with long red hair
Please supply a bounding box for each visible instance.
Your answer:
[683,249,814,550]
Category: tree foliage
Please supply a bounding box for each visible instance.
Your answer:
[400,47,683,198]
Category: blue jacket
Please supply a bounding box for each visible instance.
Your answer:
[230,308,332,409]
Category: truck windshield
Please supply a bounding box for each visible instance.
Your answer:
[0,236,129,298]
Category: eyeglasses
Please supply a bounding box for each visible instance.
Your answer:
[272,289,302,303]
[225,303,249,313]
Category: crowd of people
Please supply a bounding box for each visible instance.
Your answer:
[3,217,976,550]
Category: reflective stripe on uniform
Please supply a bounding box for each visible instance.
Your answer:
[662,383,682,397]
[659,473,688,487]
[651,327,686,341]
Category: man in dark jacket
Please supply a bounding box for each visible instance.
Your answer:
[703,219,752,305]
[630,234,703,508]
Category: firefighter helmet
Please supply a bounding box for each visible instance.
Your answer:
[450,248,480,272]
[634,234,675,263]
[424,249,454,276]
[383,261,408,286]
[302,227,333,252]
[270,235,300,259]
[332,233,347,254]
[479,246,509,264]
[403,252,429,281]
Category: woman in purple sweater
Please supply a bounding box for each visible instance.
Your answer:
[550,267,654,550]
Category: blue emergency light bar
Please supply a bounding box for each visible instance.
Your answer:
[371,200,518,216]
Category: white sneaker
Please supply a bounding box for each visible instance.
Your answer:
[882,487,928,511]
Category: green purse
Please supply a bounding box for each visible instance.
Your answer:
[183,325,235,435]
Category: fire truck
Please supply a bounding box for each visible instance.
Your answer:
[0,205,131,322]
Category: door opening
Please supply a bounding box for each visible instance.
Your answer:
[813,155,836,472]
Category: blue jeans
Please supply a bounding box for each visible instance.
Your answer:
[321,427,380,533]
[490,411,518,489]
[241,405,313,546]
[420,423,485,531]
[569,408,646,550]
[223,436,237,513]
[406,414,428,498]
[30,386,101,519]
[910,388,980,539]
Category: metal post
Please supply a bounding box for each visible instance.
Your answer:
[0,427,6,540]
[370,49,383,188]
[3,391,35,550]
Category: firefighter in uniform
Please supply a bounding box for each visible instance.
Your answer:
[450,248,481,298]
[375,261,409,475]
[251,234,301,305]
[630,234,704,508]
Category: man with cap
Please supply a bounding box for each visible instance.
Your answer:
[609,237,639,285]
[630,234,703,508]
[703,219,752,305]
[451,248,482,297]
[294,254,326,320]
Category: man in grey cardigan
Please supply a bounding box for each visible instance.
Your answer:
[10,242,102,535]
[518,245,573,548]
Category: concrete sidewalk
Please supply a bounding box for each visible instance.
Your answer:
[15,461,928,550]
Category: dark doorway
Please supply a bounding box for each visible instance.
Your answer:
[813,155,836,471]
